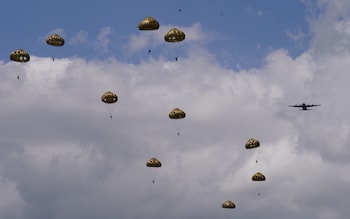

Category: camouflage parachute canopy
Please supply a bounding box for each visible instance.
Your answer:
[46,34,65,46]
[222,200,236,209]
[164,28,185,42]
[146,157,161,167]
[10,49,30,62]
[138,16,160,30]
[169,108,186,119]
[252,172,266,181]
[101,91,118,104]
[245,138,260,149]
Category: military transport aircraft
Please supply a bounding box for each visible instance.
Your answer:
[288,103,321,110]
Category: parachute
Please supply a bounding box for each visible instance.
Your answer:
[252,172,266,181]
[169,108,186,119]
[164,28,185,43]
[146,157,161,183]
[164,28,185,61]
[10,49,30,63]
[10,49,30,80]
[252,172,266,196]
[169,108,185,135]
[46,34,65,46]
[245,138,260,149]
[146,157,162,167]
[101,91,118,119]
[138,16,159,30]
[222,200,236,209]
[101,91,118,104]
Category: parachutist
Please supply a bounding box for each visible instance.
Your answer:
[177,132,180,136]
[17,75,19,80]
[258,193,261,196]
[256,160,258,163]
[175,57,178,62]
[52,57,55,62]
[152,180,155,184]
[148,49,151,54]
[109,115,113,119]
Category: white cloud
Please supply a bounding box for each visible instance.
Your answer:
[94,26,113,54]
[69,30,89,46]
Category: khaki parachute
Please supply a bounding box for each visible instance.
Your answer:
[146,157,161,167]
[101,91,118,104]
[245,138,260,149]
[10,49,30,62]
[169,108,186,119]
[46,34,65,46]
[252,172,266,181]
[164,28,185,42]
[222,200,236,209]
[138,16,160,30]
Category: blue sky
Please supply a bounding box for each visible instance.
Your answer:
[1,0,309,68]
[2,1,350,219]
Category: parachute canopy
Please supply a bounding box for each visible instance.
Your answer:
[169,108,186,119]
[245,138,260,149]
[101,91,118,104]
[222,200,236,209]
[252,172,266,181]
[164,28,185,42]
[146,157,161,167]
[138,16,160,30]
[10,49,30,62]
[46,34,65,46]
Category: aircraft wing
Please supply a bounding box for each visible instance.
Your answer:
[306,104,321,107]
[288,104,303,107]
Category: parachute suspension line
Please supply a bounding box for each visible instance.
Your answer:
[255,148,262,165]
[171,122,181,137]
[106,104,117,120]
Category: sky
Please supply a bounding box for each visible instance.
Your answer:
[0,0,350,219]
